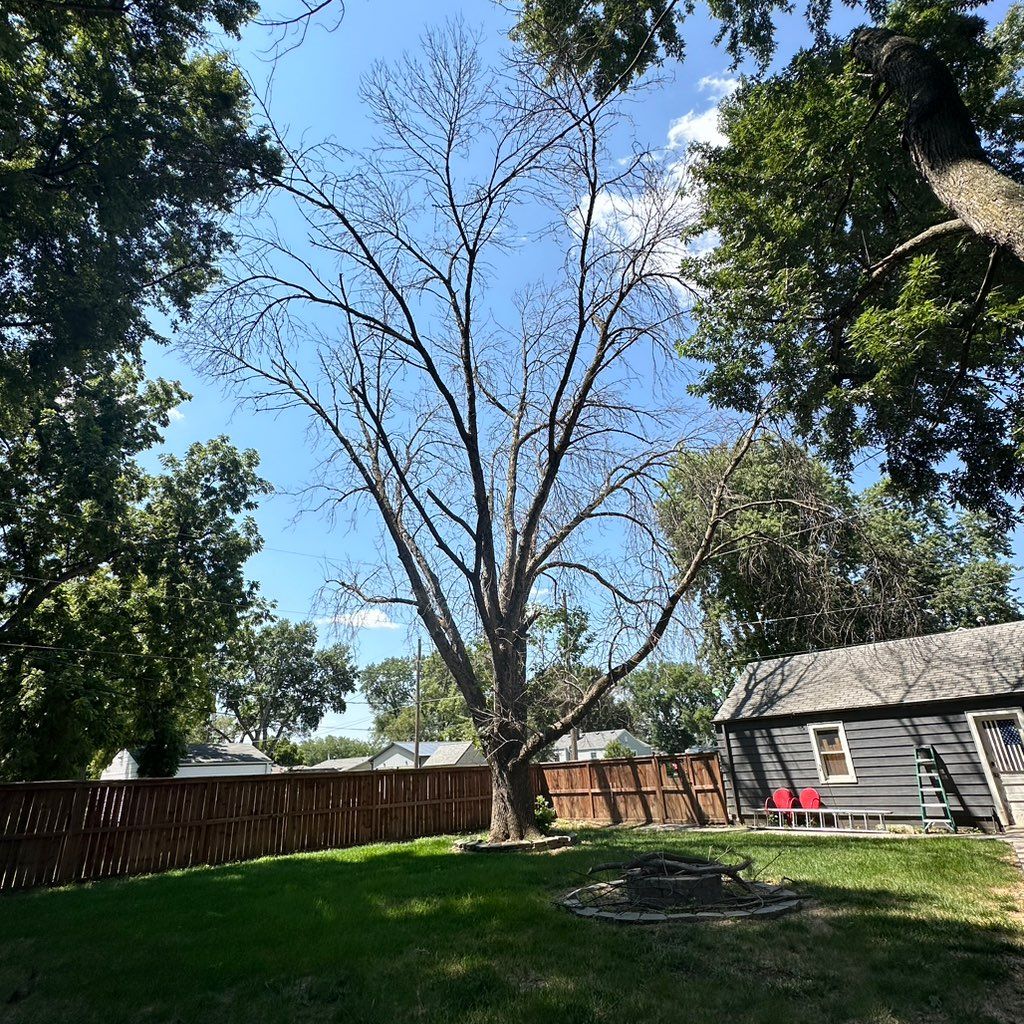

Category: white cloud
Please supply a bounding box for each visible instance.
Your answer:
[666,107,726,150]
[697,74,740,102]
[321,608,400,630]
[573,73,737,280]
[666,72,739,151]
[167,407,185,423]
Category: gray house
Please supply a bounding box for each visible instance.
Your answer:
[715,621,1024,830]
[545,729,653,763]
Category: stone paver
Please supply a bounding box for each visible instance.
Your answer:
[1001,829,1024,871]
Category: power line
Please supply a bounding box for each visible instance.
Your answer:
[729,571,1024,630]
[0,638,213,665]
[1,570,318,619]
[0,493,368,565]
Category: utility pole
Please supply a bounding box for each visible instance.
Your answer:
[563,591,579,762]
[414,637,422,767]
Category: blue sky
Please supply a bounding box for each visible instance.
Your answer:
[142,0,1020,739]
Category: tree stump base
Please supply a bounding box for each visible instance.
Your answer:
[454,835,576,853]
[624,868,722,908]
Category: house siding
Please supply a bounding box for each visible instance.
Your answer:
[717,694,1024,830]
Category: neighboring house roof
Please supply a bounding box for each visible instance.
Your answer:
[551,729,651,752]
[178,742,272,766]
[314,757,373,771]
[421,741,483,767]
[378,741,447,760]
[716,620,1024,724]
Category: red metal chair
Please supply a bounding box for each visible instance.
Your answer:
[763,787,796,826]
[799,788,822,810]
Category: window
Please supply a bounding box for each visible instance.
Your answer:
[808,723,857,783]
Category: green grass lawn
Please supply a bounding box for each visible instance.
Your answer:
[1,828,1021,1024]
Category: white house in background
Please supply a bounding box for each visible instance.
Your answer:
[545,729,653,763]
[100,742,273,780]
[369,740,485,770]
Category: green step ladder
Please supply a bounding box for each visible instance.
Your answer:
[915,746,956,833]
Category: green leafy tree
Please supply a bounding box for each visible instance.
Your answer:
[0,429,268,781]
[0,0,281,781]
[681,3,1024,524]
[268,738,303,767]
[527,605,633,738]
[516,1,1024,260]
[603,738,636,759]
[514,0,804,86]
[212,618,358,756]
[0,0,280,388]
[661,439,1022,683]
[297,735,376,766]
[361,649,484,744]
[624,662,719,752]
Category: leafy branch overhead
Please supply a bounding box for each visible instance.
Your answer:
[680,3,1024,523]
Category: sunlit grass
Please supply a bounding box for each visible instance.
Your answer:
[0,828,1020,1024]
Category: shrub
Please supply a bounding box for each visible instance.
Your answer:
[534,795,557,832]
[604,739,635,759]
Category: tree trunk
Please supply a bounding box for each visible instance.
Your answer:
[851,29,1024,264]
[851,28,1024,262]
[488,756,540,843]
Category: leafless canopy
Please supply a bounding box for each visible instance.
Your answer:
[192,22,760,836]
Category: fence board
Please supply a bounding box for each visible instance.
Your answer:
[0,753,723,892]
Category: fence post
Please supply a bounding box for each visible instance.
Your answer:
[587,760,597,820]
[199,780,213,864]
[650,756,667,824]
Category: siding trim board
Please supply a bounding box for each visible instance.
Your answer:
[718,694,1024,831]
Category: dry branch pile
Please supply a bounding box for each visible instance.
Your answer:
[559,850,801,922]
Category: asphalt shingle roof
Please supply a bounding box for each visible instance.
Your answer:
[313,757,372,771]
[552,729,636,751]
[386,741,446,758]
[715,620,1024,723]
[421,741,483,766]
[179,742,271,766]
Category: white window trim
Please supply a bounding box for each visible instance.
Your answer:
[807,722,858,784]
[965,707,1024,827]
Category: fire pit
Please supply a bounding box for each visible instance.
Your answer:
[558,851,801,924]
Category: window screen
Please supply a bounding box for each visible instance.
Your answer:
[814,727,852,780]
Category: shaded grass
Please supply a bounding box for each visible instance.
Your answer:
[0,828,1021,1024]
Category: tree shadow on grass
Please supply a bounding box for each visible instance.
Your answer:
[0,835,1020,1024]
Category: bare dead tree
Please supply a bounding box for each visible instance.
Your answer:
[192,23,767,841]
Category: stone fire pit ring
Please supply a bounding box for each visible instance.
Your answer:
[558,878,802,924]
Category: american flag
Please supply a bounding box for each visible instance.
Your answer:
[997,720,1022,747]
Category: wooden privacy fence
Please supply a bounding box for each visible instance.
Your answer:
[536,754,726,827]
[0,753,724,892]
[0,765,492,892]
